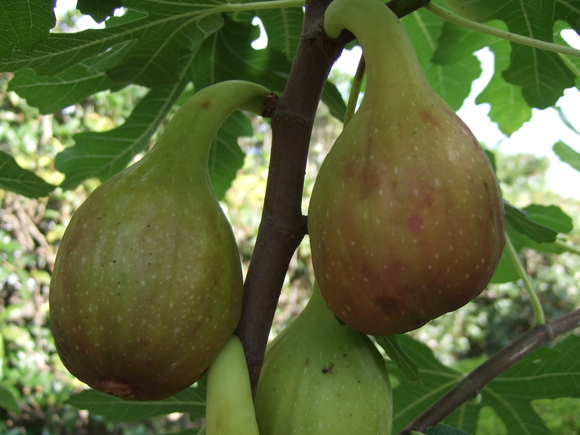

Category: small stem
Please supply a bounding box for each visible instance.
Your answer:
[218,0,306,13]
[553,239,580,255]
[425,3,580,59]
[505,232,545,326]
[343,55,365,125]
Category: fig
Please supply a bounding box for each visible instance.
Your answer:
[308,0,505,335]
[255,282,393,435]
[206,335,260,435]
[49,81,271,401]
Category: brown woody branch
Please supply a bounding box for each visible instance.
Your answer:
[234,0,433,395]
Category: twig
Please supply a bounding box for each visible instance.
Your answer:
[234,0,432,396]
[425,3,580,59]
[400,308,580,434]
[234,0,346,395]
[505,232,545,326]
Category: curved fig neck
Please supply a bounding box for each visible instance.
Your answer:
[151,81,270,167]
[323,0,426,102]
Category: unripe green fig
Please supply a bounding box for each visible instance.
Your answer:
[206,335,260,435]
[49,81,271,401]
[255,282,393,435]
[308,0,505,335]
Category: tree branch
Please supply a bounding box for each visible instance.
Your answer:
[400,308,580,434]
[234,0,346,395]
[235,0,435,396]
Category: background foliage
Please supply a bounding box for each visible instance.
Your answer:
[1,0,580,434]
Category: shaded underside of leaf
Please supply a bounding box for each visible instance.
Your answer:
[0,150,55,198]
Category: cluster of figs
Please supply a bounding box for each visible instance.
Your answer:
[49,0,505,433]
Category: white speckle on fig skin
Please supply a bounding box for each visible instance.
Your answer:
[49,149,244,401]
[255,286,392,434]
[309,0,505,336]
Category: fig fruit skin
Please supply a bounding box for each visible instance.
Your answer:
[308,0,506,335]
[255,282,393,435]
[49,81,271,401]
[206,335,260,435]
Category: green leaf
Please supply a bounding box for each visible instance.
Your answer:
[0,384,21,415]
[257,7,303,61]
[553,141,580,172]
[390,334,580,435]
[78,0,122,23]
[321,80,347,122]
[522,204,574,235]
[67,382,206,423]
[387,335,463,434]
[476,24,532,136]
[439,0,579,109]
[0,2,224,89]
[7,38,137,113]
[209,111,250,200]
[504,202,558,244]
[471,335,580,434]
[374,335,421,383]
[402,8,481,111]
[431,20,532,136]
[432,21,494,65]
[55,78,189,190]
[8,65,115,114]
[427,423,472,435]
[502,203,573,256]
[490,245,519,283]
[0,150,56,198]
[190,15,291,93]
[0,0,56,57]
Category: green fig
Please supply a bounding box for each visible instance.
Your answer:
[49,81,271,401]
[308,0,505,335]
[255,282,393,435]
[206,335,260,435]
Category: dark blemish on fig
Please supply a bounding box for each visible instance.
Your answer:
[202,100,211,109]
[321,363,334,374]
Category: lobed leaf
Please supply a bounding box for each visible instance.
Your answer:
[55,78,189,190]
[0,0,56,57]
[402,8,481,111]
[0,2,225,89]
[390,334,580,434]
[439,0,580,109]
